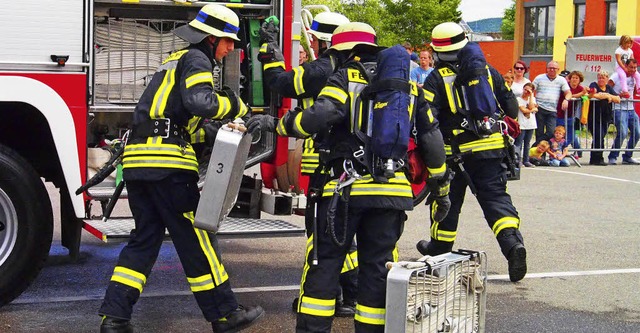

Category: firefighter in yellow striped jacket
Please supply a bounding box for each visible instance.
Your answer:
[98,5,263,333]
[415,22,527,283]
[247,22,448,333]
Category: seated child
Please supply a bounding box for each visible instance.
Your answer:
[548,126,571,167]
[529,140,550,166]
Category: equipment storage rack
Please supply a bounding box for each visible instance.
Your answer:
[385,250,487,333]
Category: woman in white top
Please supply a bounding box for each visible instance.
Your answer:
[510,60,530,98]
[514,82,538,167]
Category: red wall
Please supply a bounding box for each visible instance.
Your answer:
[478,40,516,75]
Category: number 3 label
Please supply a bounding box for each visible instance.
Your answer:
[216,163,224,173]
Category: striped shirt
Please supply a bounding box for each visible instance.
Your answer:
[532,74,570,112]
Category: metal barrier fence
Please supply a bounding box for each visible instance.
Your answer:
[535,97,640,162]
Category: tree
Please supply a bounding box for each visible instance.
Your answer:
[301,0,461,48]
[501,0,516,40]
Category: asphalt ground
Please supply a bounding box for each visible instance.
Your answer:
[1,156,639,333]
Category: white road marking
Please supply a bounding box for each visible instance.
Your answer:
[529,168,640,185]
[10,269,640,305]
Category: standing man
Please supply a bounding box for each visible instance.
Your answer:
[258,11,359,317]
[532,60,572,146]
[415,22,527,282]
[98,5,263,333]
[247,22,448,332]
[607,58,640,165]
[410,50,433,87]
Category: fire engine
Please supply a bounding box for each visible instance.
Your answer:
[0,0,428,307]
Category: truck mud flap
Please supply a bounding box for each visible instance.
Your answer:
[83,217,305,242]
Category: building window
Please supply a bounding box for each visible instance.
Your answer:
[574,4,585,37]
[606,1,617,35]
[524,6,556,55]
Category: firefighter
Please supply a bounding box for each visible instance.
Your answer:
[247,22,449,333]
[257,11,358,317]
[98,5,263,333]
[415,22,528,282]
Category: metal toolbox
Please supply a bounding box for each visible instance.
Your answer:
[194,125,253,233]
[385,250,487,333]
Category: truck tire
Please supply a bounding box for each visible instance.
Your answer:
[0,145,53,307]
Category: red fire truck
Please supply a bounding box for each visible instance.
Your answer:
[0,0,428,306]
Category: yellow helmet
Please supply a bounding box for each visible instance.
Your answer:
[430,22,468,53]
[308,12,350,42]
[174,4,241,43]
[329,22,377,51]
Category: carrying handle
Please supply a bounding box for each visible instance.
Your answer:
[226,122,247,133]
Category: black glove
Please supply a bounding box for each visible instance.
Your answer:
[258,42,284,64]
[425,170,454,223]
[246,114,278,134]
[202,120,222,146]
[259,18,279,44]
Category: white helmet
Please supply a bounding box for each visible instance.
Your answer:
[430,22,468,53]
[174,4,241,43]
[308,12,350,42]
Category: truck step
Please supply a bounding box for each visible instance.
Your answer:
[83,217,305,242]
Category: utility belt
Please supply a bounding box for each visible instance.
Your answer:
[130,118,188,141]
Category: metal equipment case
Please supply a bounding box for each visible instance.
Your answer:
[385,250,487,333]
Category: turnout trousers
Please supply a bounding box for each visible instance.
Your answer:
[428,156,524,258]
[98,173,238,322]
[296,196,405,333]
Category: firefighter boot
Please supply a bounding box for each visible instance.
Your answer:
[335,299,356,317]
[416,239,453,256]
[497,228,527,282]
[100,316,133,333]
[212,305,265,333]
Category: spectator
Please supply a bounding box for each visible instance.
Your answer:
[532,61,572,146]
[548,126,571,167]
[556,71,586,158]
[607,58,640,165]
[410,50,434,87]
[529,140,550,166]
[614,35,640,96]
[298,44,308,65]
[587,70,619,166]
[403,41,419,71]
[511,60,530,98]
[515,82,537,167]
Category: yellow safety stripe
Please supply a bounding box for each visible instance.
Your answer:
[123,143,197,159]
[276,118,288,136]
[341,250,359,273]
[264,61,285,70]
[123,140,198,171]
[190,128,206,144]
[163,49,189,64]
[299,295,335,317]
[149,67,177,119]
[111,266,146,293]
[392,244,399,262]
[301,97,314,109]
[427,108,435,123]
[355,304,385,326]
[318,86,348,104]
[185,72,214,89]
[427,163,447,178]
[430,221,456,242]
[492,216,520,236]
[486,65,495,90]
[293,67,306,95]
[322,172,413,198]
[187,274,215,292]
[237,102,249,118]
[424,89,435,102]
[215,95,232,119]
[293,112,310,137]
[444,132,506,155]
[297,235,314,312]
[185,211,229,286]
[187,116,203,134]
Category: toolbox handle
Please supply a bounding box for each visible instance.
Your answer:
[226,122,247,133]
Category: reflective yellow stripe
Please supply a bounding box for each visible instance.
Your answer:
[293,67,306,95]
[216,95,232,119]
[301,97,314,109]
[492,216,520,236]
[111,266,146,293]
[299,296,335,317]
[392,245,399,262]
[187,274,215,292]
[355,304,385,325]
[264,61,285,70]
[427,108,435,122]
[341,250,358,273]
[427,163,447,178]
[187,116,202,134]
[185,211,229,286]
[424,89,435,102]
[293,112,310,137]
[322,172,413,197]
[430,221,456,242]
[276,118,288,136]
[318,86,347,104]
[444,133,506,155]
[190,129,206,143]
[297,235,314,312]
[123,141,198,171]
[185,72,214,89]
[123,143,197,159]
[149,67,177,119]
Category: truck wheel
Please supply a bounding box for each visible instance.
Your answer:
[412,182,429,207]
[0,145,53,307]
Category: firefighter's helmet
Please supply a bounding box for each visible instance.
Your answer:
[430,22,468,53]
[174,4,241,44]
[329,22,377,51]
[308,12,350,42]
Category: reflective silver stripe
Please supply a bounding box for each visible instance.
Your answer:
[156,60,179,73]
